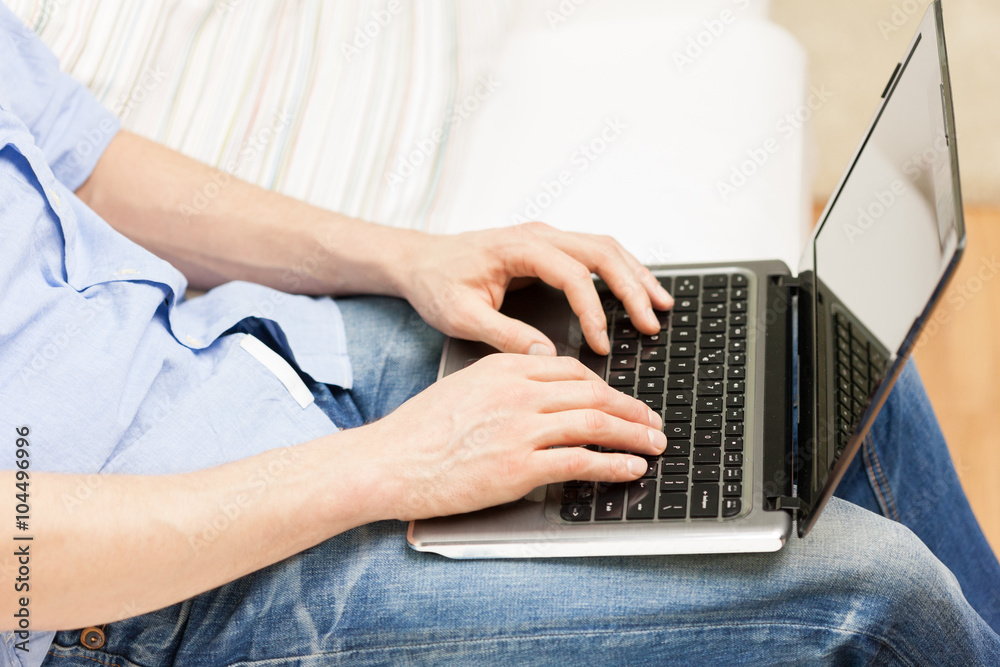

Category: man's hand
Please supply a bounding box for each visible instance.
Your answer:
[398,222,673,356]
[355,353,667,521]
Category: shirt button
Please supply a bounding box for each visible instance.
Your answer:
[80,626,105,649]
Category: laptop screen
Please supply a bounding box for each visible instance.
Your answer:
[795,1,965,536]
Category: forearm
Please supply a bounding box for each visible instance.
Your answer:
[4,430,384,631]
[75,130,421,295]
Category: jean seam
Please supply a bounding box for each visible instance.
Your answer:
[862,432,901,522]
[45,649,132,667]
[219,622,920,667]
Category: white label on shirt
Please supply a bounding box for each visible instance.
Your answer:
[239,334,314,409]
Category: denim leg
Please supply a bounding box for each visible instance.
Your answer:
[834,358,1000,632]
[45,498,1000,666]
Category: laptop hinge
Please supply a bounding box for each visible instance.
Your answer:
[777,275,800,292]
[765,496,803,514]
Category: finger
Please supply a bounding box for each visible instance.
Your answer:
[533,230,671,334]
[526,409,667,456]
[531,380,662,430]
[475,353,600,383]
[504,243,611,355]
[529,446,648,485]
[463,300,558,356]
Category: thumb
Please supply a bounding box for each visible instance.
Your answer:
[466,301,557,355]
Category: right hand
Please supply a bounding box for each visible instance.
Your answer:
[358,353,666,521]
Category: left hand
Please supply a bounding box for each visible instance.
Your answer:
[398,222,673,356]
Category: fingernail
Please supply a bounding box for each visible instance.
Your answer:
[647,408,663,430]
[627,457,647,476]
[646,307,658,327]
[659,286,674,307]
[648,428,667,450]
[528,342,554,356]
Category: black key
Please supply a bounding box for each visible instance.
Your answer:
[729,340,746,353]
[692,465,720,482]
[851,338,867,360]
[730,288,748,300]
[704,274,728,288]
[641,346,667,362]
[696,396,724,412]
[725,423,744,437]
[638,378,665,394]
[609,371,636,387]
[561,504,591,522]
[728,367,745,380]
[837,337,850,355]
[724,468,743,482]
[724,437,744,452]
[671,328,696,343]
[626,479,657,520]
[724,452,744,467]
[665,390,694,405]
[698,365,724,380]
[672,312,697,328]
[697,381,724,396]
[659,459,689,475]
[728,380,745,394]
[670,343,696,358]
[694,449,721,465]
[658,492,687,519]
[642,332,668,347]
[610,355,636,370]
[664,423,692,439]
[658,276,673,293]
[640,395,663,411]
[729,313,747,325]
[728,353,746,366]
[701,303,726,317]
[613,322,639,339]
[613,339,638,355]
[700,319,726,334]
[726,395,744,408]
[852,353,867,374]
[722,498,741,518]
[699,349,725,365]
[664,440,691,457]
[730,326,746,339]
[723,482,742,497]
[669,359,695,375]
[731,274,748,287]
[614,309,632,325]
[693,430,722,447]
[700,334,726,348]
[639,362,666,378]
[673,297,698,312]
[659,475,688,493]
[675,276,700,296]
[695,414,722,430]
[703,289,727,303]
[594,482,625,521]
[690,484,720,518]
[667,376,694,390]
[642,458,658,478]
[664,407,692,422]
[852,369,868,391]
[837,390,852,408]
[839,404,852,424]
[726,408,744,422]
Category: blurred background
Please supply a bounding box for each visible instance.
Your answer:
[772,0,999,551]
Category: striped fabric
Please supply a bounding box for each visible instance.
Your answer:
[8,0,514,230]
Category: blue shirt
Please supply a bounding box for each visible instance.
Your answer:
[0,8,351,664]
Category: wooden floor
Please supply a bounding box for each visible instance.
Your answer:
[814,203,1000,555]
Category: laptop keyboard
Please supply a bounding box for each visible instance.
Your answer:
[560,272,751,523]
[832,311,886,457]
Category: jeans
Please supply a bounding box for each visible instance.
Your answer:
[44,297,1000,666]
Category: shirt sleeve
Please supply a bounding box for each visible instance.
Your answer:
[0,5,119,190]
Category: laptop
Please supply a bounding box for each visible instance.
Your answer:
[408,1,965,558]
